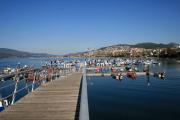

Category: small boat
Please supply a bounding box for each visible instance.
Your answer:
[116,73,123,80]
[111,73,123,80]
[158,72,165,79]
[127,71,136,79]
[152,61,159,64]
[143,61,152,65]
[154,72,165,79]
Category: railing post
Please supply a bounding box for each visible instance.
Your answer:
[31,72,36,92]
[79,67,89,120]
[11,75,19,105]
[42,70,46,84]
[58,69,61,78]
[51,68,53,82]
[26,79,29,93]
[56,70,58,80]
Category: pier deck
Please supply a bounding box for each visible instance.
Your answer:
[0,72,82,120]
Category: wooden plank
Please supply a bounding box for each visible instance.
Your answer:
[0,72,82,120]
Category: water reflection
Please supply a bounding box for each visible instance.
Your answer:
[87,75,180,120]
[109,73,167,87]
[146,75,150,87]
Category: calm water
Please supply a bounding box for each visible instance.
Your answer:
[0,58,49,108]
[87,60,180,120]
[0,57,48,70]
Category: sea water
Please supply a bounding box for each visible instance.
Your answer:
[87,59,180,120]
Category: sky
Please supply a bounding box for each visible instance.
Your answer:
[0,0,180,54]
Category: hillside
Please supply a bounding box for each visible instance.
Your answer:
[68,42,179,58]
[99,42,178,50]
[0,48,50,58]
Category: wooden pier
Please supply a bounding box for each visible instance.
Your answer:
[0,72,82,120]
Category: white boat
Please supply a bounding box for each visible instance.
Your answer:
[143,61,152,65]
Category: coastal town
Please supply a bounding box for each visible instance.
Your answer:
[73,43,180,58]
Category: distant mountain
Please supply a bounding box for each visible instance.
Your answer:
[0,48,51,58]
[131,42,178,49]
[63,51,87,57]
[99,42,178,50]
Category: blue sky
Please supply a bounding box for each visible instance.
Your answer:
[0,0,180,54]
